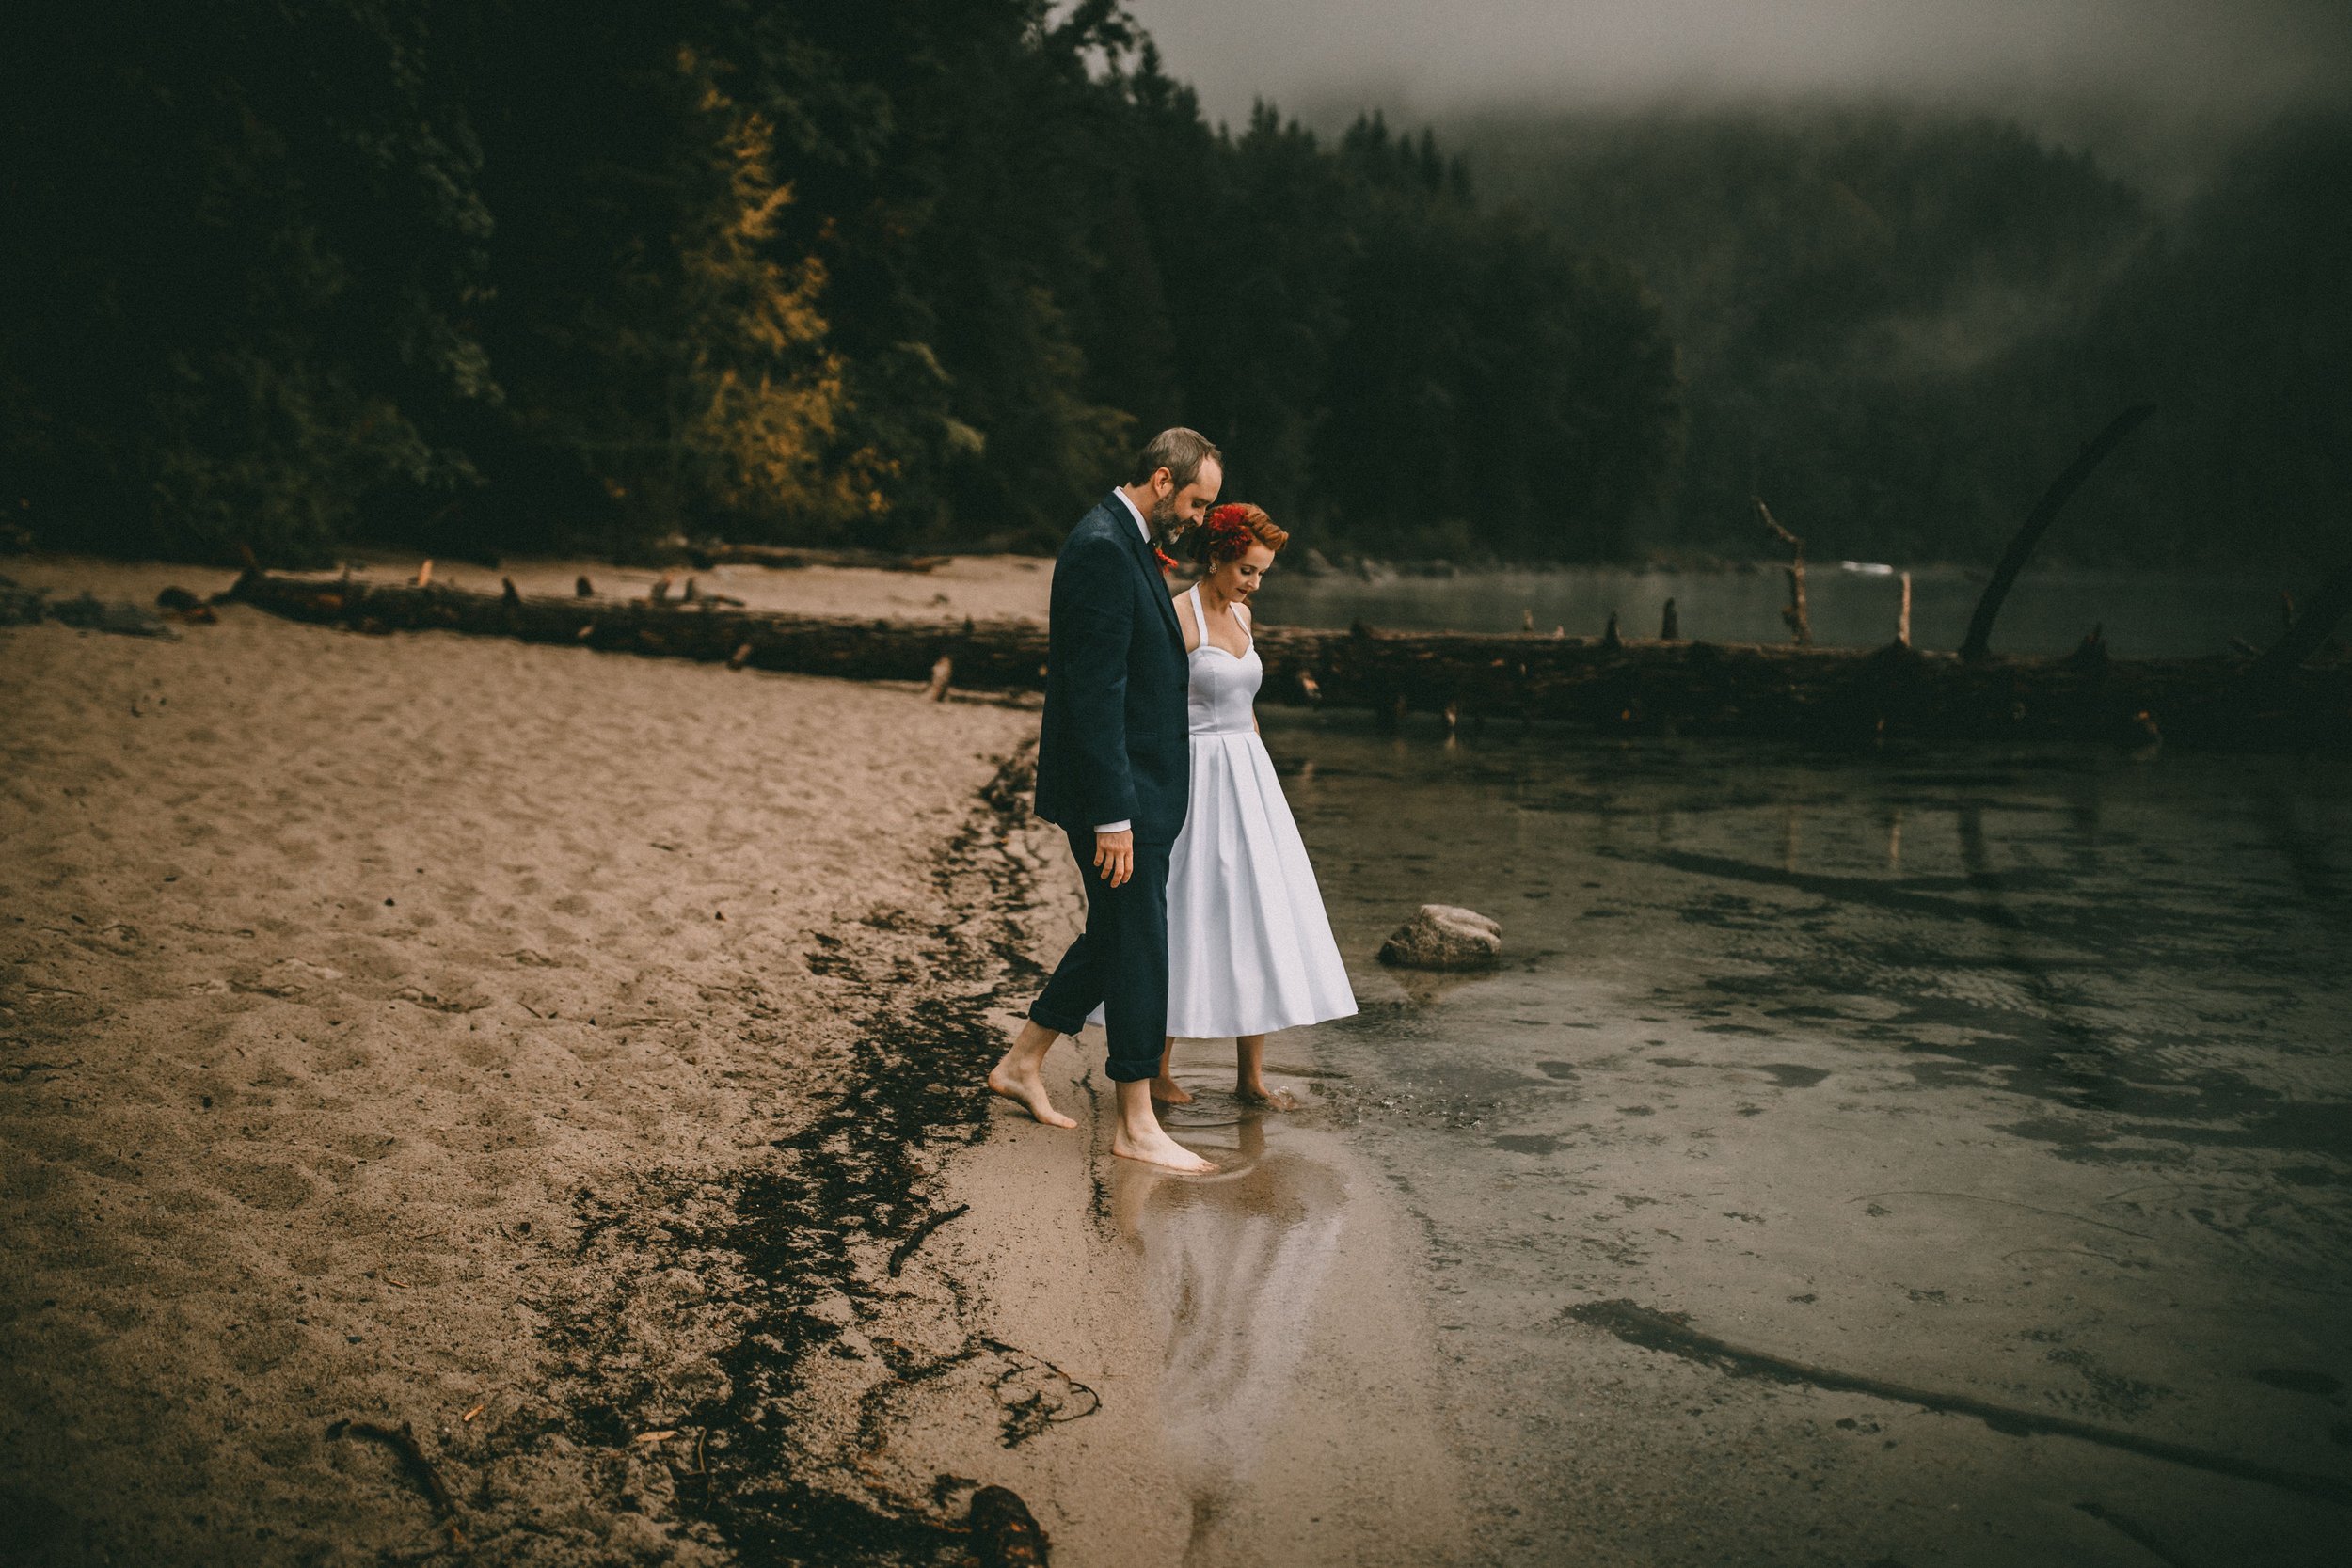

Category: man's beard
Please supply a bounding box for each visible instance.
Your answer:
[1147,491,1184,543]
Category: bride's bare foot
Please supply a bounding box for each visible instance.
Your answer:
[986,1023,1076,1129]
[1232,1037,1295,1111]
[1149,1039,1191,1105]
[1112,1122,1218,1173]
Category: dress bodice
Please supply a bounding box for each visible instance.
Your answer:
[1184,586,1262,736]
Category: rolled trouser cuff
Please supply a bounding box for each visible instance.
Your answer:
[1027,1001,1088,1037]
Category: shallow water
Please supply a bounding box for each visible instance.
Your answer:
[1253,564,2299,657]
[1165,712,2352,1564]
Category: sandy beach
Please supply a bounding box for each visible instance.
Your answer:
[0,553,1117,1562]
[4,550,1468,1568]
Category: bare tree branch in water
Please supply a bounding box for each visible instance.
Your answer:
[1961,404,2157,662]
[2250,555,2352,679]
[1753,496,1810,647]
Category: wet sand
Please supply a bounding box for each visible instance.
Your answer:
[921,1021,1470,1566]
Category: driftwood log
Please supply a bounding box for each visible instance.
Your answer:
[226,571,2351,752]
[1752,498,1810,647]
[690,541,950,574]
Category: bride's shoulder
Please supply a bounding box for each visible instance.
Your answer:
[1170,585,1200,649]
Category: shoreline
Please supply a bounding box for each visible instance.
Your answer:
[0,558,1090,1562]
[0,551,1475,1566]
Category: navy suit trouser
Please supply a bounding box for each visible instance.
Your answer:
[1028,827,1171,1083]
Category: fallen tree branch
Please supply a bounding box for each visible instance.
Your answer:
[2249,555,2352,680]
[1961,404,2156,662]
[1753,497,1810,647]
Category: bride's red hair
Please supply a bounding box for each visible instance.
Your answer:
[1198,502,1288,567]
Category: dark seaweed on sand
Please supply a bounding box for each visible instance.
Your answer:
[532,752,1060,1566]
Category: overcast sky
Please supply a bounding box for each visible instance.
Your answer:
[1119,0,2352,134]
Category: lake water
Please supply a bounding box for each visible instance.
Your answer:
[1156,711,2352,1565]
[1253,565,2301,658]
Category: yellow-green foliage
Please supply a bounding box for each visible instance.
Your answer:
[672,48,890,529]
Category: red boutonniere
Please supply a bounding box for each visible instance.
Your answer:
[1153,546,1177,575]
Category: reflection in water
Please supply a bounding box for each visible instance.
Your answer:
[1955,800,2120,1109]
[1115,1118,1349,1560]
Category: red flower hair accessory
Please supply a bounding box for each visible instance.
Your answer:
[1203,504,1257,562]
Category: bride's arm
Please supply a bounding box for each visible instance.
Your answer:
[1241,602,1261,733]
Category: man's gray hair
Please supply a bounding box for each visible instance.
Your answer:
[1129,427,1221,491]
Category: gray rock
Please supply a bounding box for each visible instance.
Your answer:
[1377,904,1502,970]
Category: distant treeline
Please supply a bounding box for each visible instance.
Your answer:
[3,4,2343,571]
[1,0,1675,566]
[1452,103,2352,570]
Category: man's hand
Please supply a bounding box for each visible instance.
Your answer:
[1092,829,1135,888]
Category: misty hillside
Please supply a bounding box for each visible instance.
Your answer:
[1447,104,2352,569]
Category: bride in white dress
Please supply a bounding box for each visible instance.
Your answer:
[1150,502,1356,1107]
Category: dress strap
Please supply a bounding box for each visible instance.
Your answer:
[1187,584,1210,645]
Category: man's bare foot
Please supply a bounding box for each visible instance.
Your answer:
[1150,1074,1195,1106]
[1112,1122,1218,1173]
[1237,1080,1299,1111]
[1113,1078,1215,1171]
[986,1038,1077,1129]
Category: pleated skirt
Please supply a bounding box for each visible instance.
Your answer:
[1162,729,1357,1039]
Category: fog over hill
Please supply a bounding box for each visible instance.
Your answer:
[1125,0,2352,194]
[1120,0,2351,569]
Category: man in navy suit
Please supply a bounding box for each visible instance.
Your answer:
[989,427,1222,1171]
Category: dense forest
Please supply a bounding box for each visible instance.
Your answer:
[1,0,1675,566]
[2,2,2344,570]
[1450,103,2352,568]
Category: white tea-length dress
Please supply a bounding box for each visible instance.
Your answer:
[1155,585,1357,1038]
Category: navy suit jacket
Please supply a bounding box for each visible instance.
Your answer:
[1033,493,1191,845]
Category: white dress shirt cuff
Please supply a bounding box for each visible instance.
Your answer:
[1091,820,1132,835]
